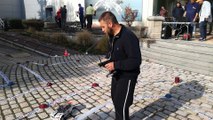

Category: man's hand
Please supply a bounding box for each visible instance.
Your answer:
[105,62,114,72]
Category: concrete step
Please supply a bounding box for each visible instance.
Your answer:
[142,49,213,69]
[154,39,213,55]
[142,51,213,76]
[149,44,213,63]
[141,39,213,75]
[143,56,213,76]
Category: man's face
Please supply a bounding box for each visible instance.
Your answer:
[191,0,195,3]
[99,20,113,36]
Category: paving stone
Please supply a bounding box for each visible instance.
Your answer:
[13,108,22,113]
[130,116,142,120]
[108,111,115,118]
[4,115,15,120]
[1,104,10,110]
[176,115,188,120]
[132,112,146,118]
[175,110,188,117]
[3,109,12,115]
[23,107,33,113]
[97,112,109,119]
[156,112,169,118]
[152,115,163,120]
[20,102,29,108]
[105,117,114,120]
[200,103,212,109]
[38,112,48,119]
[187,114,202,120]
[30,117,41,120]
[88,114,100,120]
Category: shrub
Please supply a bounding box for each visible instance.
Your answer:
[75,30,94,47]
[23,19,44,31]
[23,30,70,47]
[95,35,108,53]
[9,19,24,29]
[51,33,69,46]
[122,6,138,27]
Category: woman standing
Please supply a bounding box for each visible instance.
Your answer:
[172,2,185,36]
[172,2,184,22]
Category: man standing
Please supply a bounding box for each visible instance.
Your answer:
[208,2,213,35]
[184,0,200,37]
[99,11,141,120]
[197,0,212,41]
[78,4,84,29]
[61,5,67,28]
[86,4,95,29]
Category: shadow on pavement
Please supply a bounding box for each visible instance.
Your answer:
[131,80,205,119]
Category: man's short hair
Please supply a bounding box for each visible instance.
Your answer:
[98,11,118,24]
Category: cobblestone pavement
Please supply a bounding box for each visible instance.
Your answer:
[0,55,213,120]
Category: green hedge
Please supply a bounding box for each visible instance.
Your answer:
[23,19,44,31]
[9,19,24,29]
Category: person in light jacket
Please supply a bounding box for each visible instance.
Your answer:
[197,0,212,41]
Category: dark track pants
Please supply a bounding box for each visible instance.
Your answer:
[111,76,137,120]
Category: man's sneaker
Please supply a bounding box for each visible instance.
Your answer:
[199,38,203,41]
[202,38,206,41]
[199,38,206,41]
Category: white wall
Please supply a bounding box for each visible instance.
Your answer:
[24,0,46,19]
[24,0,85,21]
[142,0,154,26]
[0,0,152,24]
[0,0,23,19]
[46,0,85,21]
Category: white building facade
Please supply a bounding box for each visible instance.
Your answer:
[0,0,167,26]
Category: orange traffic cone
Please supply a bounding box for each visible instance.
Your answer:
[64,49,69,57]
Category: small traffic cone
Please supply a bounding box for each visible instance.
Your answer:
[174,77,180,83]
[39,103,49,109]
[64,49,69,57]
[46,82,53,87]
[92,83,99,88]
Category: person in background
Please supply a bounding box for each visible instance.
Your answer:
[61,5,67,29]
[208,2,213,35]
[55,7,62,28]
[183,0,200,37]
[159,6,168,17]
[173,2,185,22]
[99,11,141,120]
[78,4,84,29]
[85,4,95,29]
[172,2,185,36]
[197,0,212,41]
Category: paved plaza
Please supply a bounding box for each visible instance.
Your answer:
[0,54,213,120]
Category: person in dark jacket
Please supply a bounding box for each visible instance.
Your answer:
[61,5,67,28]
[172,2,185,36]
[99,11,141,120]
[78,4,84,29]
[183,0,200,36]
[173,2,185,21]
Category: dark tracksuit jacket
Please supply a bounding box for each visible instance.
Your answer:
[107,24,141,120]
